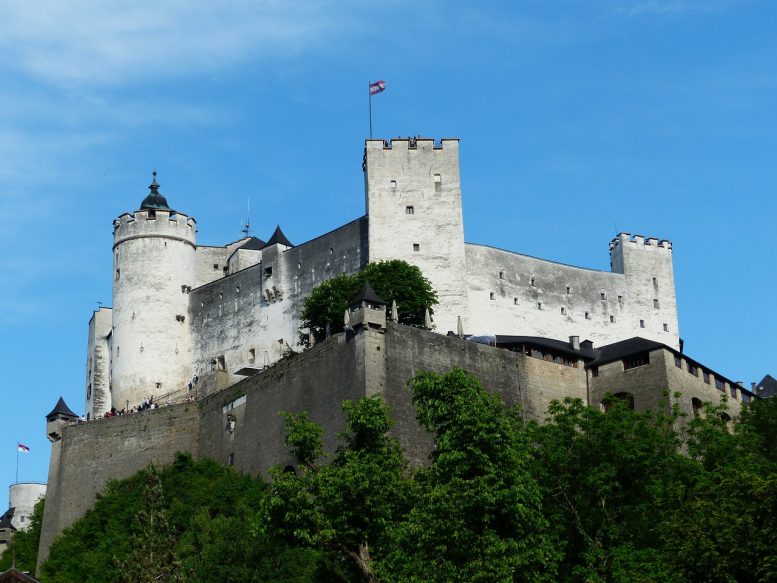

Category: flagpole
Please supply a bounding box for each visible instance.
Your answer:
[368,82,373,139]
[16,444,19,484]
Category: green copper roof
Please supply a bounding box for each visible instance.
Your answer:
[140,171,172,211]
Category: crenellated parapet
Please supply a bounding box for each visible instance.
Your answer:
[609,232,672,255]
[113,210,196,249]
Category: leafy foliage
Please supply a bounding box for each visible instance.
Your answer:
[41,453,329,583]
[0,498,44,573]
[301,260,437,344]
[260,397,413,582]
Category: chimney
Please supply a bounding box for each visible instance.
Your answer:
[752,382,757,391]
[569,336,580,350]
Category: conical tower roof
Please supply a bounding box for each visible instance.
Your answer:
[266,225,293,247]
[139,171,172,211]
[351,282,386,306]
[46,396,77,421]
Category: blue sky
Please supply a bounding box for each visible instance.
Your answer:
[1,0,775,506]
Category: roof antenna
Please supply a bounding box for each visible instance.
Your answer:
[241,196,251,237]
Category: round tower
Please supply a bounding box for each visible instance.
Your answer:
[8,483,46,530]
[111,173,196,410]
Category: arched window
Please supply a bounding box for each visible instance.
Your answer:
[692,398,703,418]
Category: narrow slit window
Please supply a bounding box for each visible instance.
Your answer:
[433,174,442,190]
[566,285,571,294]
[537,301,542,310]
[600,291,606,300]
[489,292,495,300]
[610,315,615,323]
[498,270,504,279]
[663,323,669,332]
[585,311,590,320]
[653,298,660,308]
[640,319,645,328]
[405,205,414,214]
[390,180,397,188]
[560,307,567,315]
[413,243,420,252]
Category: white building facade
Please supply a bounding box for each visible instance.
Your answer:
[84,138,680,418]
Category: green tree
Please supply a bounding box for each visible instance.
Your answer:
[259,398,413,582]
[115,468,190,583]
[527,396,694,582]
[383,369,559,582]
[0,498,44,573]
[658,398,777,581]
[300,260,437,344]
[41,453,325,583]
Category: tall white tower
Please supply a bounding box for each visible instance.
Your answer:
[111,173,196,409]
[364,138,469,334]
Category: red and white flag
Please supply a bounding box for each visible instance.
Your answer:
[369,80,386,95]
[17,443,30,453]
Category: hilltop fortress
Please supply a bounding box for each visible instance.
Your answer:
[85,138,679,419]
[38,137,754,568]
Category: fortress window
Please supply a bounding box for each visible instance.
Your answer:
[219,293,224,300]
[663,323,669,332]
[653,277,658,286]
[566,285,571,294]
[692,398,703,418]
[742,393,751,404]
[623,352,649,370]
[687,363,699,377]
[298,262,302,269]
[584,312,590,320]
[330,248,334,255]
[729,386,738,399]
[217,356,226,371]
[248,348,255,363]
[560,307,566,315]
[264,266,272,277]
[715,378,725,391]
[115,269,120,280]
[609,315,615,323]
[513,297,519,305]
[530,277,536,287]
[590,366,599,378]
[228,453,235,466]
[653,299,660,308]
[434,174,442,190]
[155,382,162,389]
[498,270,504,279]
[405,205,414,214]
[600,291,606,300]
[213,263,219,270]
[618,295,623,304]
[537,301,542,310]
[674,355,682,368]
[413,243,420,252]
[236,286,240,293]
[639,320,645,328]
[703,370,710,384]
[390,180,397,188]
[602,392,635,412]
[489,292,495,300]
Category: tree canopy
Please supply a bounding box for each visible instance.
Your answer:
[300,260,437,344]
[34,375,777,582]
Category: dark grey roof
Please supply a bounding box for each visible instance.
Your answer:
[0,508,15,530]
[265,225,293,247]
[239,237,266,251]
[756,374,777,398]
[351,282,386,306]
[494,335,598,360]
[46,397,78,421]
[139,172,172,212]
[587,337,666,368]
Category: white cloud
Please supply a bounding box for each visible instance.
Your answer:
[0,0,353,88]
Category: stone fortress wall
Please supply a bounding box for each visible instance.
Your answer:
[85,136,683,416]
[188,217,369,391]
[466,232,678,348]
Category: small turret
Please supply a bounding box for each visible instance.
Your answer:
[46,397,78,442]
[348,282,387,331]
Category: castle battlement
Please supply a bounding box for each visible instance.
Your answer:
[113,209,196,246]
[609,232,672,253]
[366,137,459,153]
